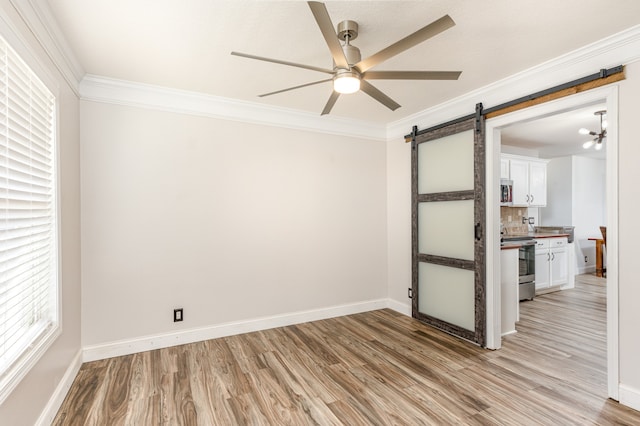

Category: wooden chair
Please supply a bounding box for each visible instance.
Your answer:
[600,226,607,277]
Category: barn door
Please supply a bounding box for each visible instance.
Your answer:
[411,105,485,346]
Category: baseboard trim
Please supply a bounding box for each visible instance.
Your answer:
[386,298,411,316]
[83,299,390,362]
[35,349,83,426]
[577,266,596,275]
[619,384,640,412]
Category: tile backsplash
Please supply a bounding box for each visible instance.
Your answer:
[501,206,531,235]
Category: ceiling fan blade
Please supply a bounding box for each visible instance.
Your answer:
[321,91,340,115]
[308,2,350,69]
[355,15,455,73]
[231,52,333,74]
[360,80,401,111]
[259,78,333,97]
[363,70,461,80]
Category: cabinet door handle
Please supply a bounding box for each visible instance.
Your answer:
[547,253,550,261]
[526,194,530,203]
[531,194,534,203]
[551,252,555,261]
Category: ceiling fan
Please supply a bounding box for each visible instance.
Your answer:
[231,1,461,115]
[580,110,607,150]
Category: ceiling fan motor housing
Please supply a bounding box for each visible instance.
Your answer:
[340,44,361,67]
[336,20,361,67]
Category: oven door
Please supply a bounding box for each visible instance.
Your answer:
[518,243,536,284]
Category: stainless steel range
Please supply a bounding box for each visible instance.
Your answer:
[517,240,536,300]
[501,236,536,301]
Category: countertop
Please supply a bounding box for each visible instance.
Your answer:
[502,232,570,239]
[500,242,525,250]
[500,232,570,250]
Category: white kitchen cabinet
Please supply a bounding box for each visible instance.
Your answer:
[500,158,510,179]
[509,160,529,206]
[528,161,547,206]
[535,241,550,289]
[503,155,547,207]
[560,243,576,290]
[535,237,568,291]
[550,244,568,286]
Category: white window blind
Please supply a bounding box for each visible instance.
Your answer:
[0,35,57,402]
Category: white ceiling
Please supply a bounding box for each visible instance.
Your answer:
[45,0,640,125]
[501,103,608,159]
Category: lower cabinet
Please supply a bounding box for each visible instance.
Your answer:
[535,237,568,291]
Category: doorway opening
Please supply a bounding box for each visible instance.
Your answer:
[485,85,619,400]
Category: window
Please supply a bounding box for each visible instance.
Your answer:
[0,34,58,403]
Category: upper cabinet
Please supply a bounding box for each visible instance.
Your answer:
[500,158,510,179]
[502,155,548,207]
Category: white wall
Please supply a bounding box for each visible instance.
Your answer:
[80,101,388,348]
[572,156,606,273]
[618,60,640,403]
[0,4,81,426]
[386,137,412,313]
[541,155,605,273]
[541,156,573,225]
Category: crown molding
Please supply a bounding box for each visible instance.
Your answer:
[80,75,387,141]
[386,24,640,141]
[7,0,84,95]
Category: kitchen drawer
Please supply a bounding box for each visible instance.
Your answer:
[535,239,549,249]
[550,237,568,247]
[535,237,567,249]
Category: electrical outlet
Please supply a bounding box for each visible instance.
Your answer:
[173,308,183,322]
[528,217,535,225]
[522,216,528,224]
[408,288,413,299]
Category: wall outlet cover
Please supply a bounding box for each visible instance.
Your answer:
[173,308,183,322]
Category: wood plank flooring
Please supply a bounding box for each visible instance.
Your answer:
[53,275,640,425]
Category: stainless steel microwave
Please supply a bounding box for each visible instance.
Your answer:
[500,179,513,206]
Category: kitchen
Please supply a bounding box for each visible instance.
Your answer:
[497,104,607,336]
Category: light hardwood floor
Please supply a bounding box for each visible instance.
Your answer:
[54,275,640,425]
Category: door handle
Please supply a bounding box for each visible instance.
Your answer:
[475,223,482,241]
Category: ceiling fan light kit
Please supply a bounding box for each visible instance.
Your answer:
[231,1,461,115]
[580,110,607,150]
[333,69,360,94]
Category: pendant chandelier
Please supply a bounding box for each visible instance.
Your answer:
[579,110,607,151]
